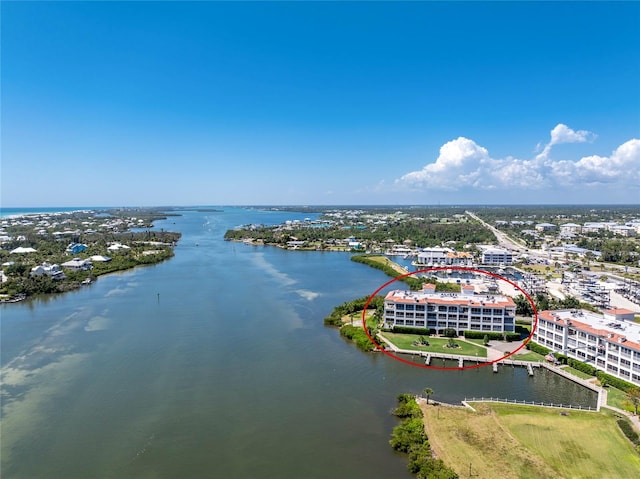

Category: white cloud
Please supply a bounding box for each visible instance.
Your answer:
[395,125,639,193]
[536,123,596,161]
[399,137,490,190]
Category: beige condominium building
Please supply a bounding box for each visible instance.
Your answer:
[383,284,516,335]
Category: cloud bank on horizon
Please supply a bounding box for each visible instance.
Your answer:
[395,124,640,193]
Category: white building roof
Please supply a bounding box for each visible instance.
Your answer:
[10,247,37,254]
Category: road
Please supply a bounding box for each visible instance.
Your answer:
[466,211,527,253]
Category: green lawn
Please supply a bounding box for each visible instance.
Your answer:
[466,338,490,346]
[607,386,635,413]
[421,401,640,479]
[381,332,487,358]
[512,350,546,362]
[560,365,595,380]
[491,403,640,479]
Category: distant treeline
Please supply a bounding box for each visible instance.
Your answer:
[225,221,494,248]
[471,205,640,223]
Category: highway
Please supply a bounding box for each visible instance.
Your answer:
[465,211,527,253]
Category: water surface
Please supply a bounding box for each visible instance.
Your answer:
[1,208,596,478]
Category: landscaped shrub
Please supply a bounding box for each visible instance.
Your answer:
[393,326,436,335]
[596,371,636,392]
[526,341,551,356]
[567,358,597,376]
[617,418,640,446]
[463,331,521,341]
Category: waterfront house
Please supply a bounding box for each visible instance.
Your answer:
[61,258,93,271]
[90,255,112,262]
[30,263,66,280]
[107,243,131,252]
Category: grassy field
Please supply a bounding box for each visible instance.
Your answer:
[559,365,595,380]
[512,350,546,362]
[420,402,640,479]
[381,332,487,357]
[607,386,634,413]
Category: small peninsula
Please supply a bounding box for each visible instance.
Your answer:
[0,208,181,302]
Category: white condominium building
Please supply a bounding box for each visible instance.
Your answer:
[534,308,640,386]
[478,246,513,265]
[384,284,516,335]
[414,247,474,266]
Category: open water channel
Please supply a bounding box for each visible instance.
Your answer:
[1,208,596,478]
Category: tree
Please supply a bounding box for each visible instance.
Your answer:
[443,328,457,338]
[559,295,580,309]
[514,294,533,316]
[626,388,640,415]
[447,338,457,348]
[423,387,434,404]
[483,334,489,346]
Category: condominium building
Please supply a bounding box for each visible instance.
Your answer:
[479,247,513,265]
[415,247,453,265]
[533,309,640,386]
[383,284,516,335]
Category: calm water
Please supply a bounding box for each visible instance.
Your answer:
[1,208,596,478]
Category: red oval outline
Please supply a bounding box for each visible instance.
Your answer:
[362,266,538,370]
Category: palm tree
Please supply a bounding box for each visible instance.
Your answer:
[423,387,434,404]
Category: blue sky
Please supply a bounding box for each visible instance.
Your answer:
[2,1,639,207]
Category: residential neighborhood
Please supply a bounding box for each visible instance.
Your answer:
[0,209,180,301]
